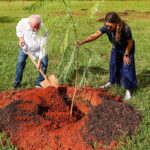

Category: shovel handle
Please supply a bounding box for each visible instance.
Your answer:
[26,51,48,81]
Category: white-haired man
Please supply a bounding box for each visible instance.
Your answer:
[12,15,48,89]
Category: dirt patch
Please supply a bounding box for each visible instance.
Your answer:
[125,10,136,13]
[99,53,110,59]
[80,9,88,11]
[0,86,142,150]
[124,10,150,16]
[96,17,105,22]
[144,11,150,15]
[50,11,65,16]
[71,12,85,16]
[50,11,84,16]
[118,12,129,16]
[96,12,128,22]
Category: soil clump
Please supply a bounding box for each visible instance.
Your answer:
[0,86,142,150]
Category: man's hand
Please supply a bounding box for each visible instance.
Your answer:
[37,59,42,70]
[124,55,131,66]
[19,37,25,48]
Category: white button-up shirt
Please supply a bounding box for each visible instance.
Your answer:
[16,18,48,59]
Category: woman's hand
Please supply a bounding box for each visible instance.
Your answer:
[75,41,83,48]
[124,39,133,66]
[75,30,103,49]
[124,55,131,66]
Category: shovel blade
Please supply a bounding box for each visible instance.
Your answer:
[40,74,59,88]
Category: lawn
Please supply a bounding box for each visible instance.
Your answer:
[0,0,150,149]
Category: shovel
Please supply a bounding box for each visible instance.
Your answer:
[25,50,59,88]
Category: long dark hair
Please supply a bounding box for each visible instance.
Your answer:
[105,12,125,41]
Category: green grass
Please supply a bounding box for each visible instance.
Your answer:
[0,0,150,149]
[0,132,17,150]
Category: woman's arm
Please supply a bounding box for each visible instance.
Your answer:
[75,30,103,48]
[124,39,133,55]
[124,39,133,66]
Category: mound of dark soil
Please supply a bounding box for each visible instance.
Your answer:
[82,94,142,147]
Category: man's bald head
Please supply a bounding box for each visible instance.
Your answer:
[29,15,41,31]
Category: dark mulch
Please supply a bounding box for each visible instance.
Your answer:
[82,94,142,146]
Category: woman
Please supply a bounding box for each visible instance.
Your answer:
[75,12,137,100]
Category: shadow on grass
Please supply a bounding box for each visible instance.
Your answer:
[0,16,18,23]
[67,66,109,85]
[137,70,150,89]
[78,66,109,75]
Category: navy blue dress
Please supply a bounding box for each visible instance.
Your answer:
[99,25,137,90]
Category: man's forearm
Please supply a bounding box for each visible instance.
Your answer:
[19,37,25,47]
[38,59,42,63]
[19,37,24,41]
[37,58,42,70]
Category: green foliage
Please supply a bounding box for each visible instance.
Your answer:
[89,1,100,18]
[60,26,70,54]
[59,47,76,82]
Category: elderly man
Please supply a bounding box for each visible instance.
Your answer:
[12,15,48,89]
